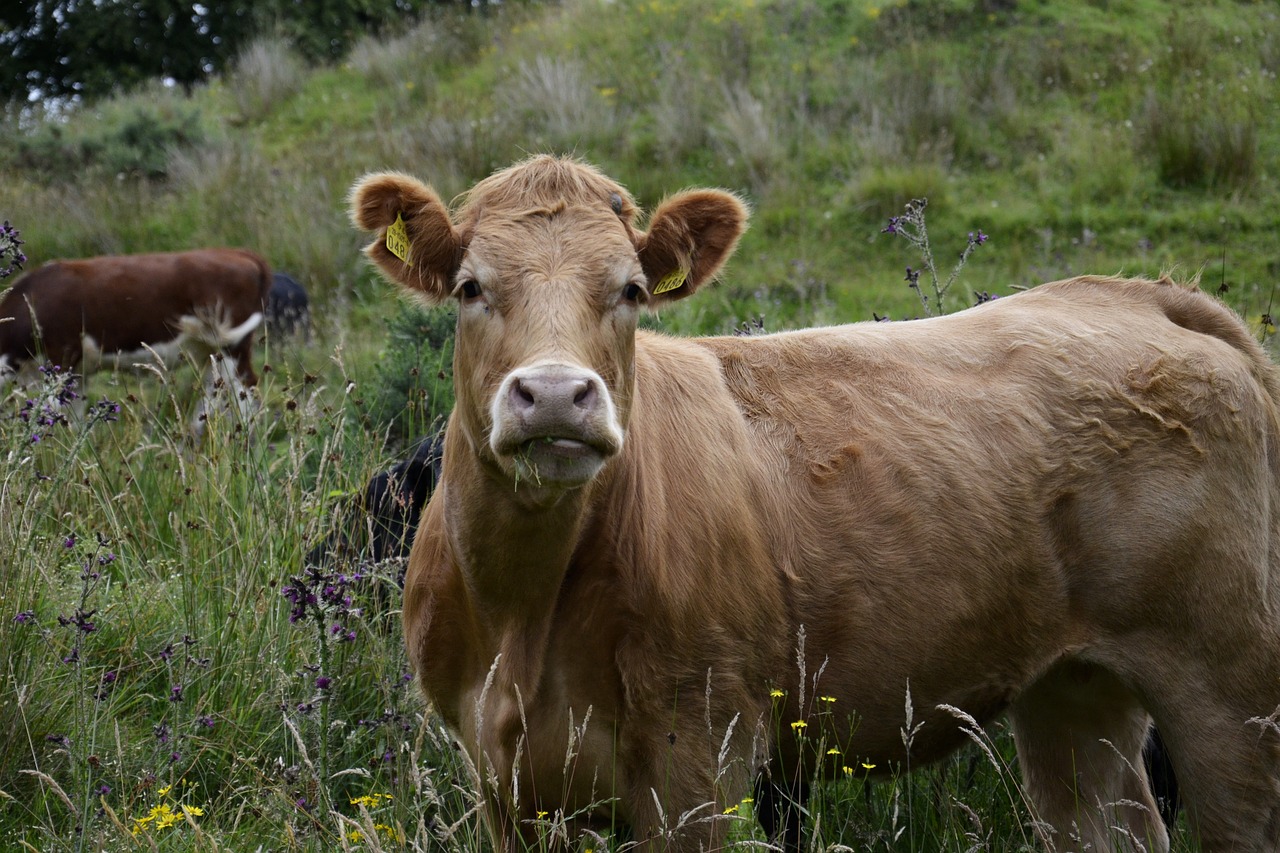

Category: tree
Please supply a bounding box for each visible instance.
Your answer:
[0,0,425,106]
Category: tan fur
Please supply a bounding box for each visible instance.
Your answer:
[352,157,1280,852]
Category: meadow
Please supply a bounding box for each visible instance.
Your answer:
[1,0,1278,849]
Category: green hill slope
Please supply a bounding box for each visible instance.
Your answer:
[3,0,1278,332]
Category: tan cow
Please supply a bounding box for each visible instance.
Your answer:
[0,248,270,432]
[352,155,1280,852]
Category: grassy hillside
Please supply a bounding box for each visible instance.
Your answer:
[1,0,1277,849]
[4,0,1278,331]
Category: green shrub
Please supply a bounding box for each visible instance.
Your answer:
[366,300,456,446]
[12,91,206,181]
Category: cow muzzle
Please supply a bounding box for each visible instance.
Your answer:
[490,362,623,487]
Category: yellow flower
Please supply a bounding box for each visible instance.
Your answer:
[842,765,854,776]
[819,695,836,704]
[826,747,840,755]
[862,761,876,770]
[769,688,784,699]
[348,829,364,843]
[790,720,807,731]
[536,810,549,820]
[157,784,173,797]
[724,804,739,814]
[182,805,204,817]
[741,797,754,804]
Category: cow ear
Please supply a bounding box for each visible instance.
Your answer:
[636,189,749,304]
[350,172,462,304]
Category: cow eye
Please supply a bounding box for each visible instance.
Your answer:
[622,282,646,303]
[458,279,482,301]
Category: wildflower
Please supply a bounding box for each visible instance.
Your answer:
[170,683,184,702]
[536,810,549,819]
[315,676,331,689]
[826,747,840,755]
[769,688,784,699]
[724,804,739,814]
[842,765,854,776]
[819,695,836,704]
[97,784,111,796]
[861,761,876,770]
[196,715,215,728]
[64,535,77,549]
[154,723,171,744]
[790,720,807,732]
[46,734,69,746]
[13,611,34,625]
[968,229,989,246]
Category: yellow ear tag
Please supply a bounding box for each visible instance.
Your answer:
[385,212,412,267]
[651,268,686,295]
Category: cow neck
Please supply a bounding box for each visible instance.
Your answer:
[446,448,594,685]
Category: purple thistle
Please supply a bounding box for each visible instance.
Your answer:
[13,611,34,625]
[154,723,171,744]
[315,676,332,690]
[170,684,184,703]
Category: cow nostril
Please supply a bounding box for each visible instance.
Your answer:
[511,380,536,410]
[574,382,596,409]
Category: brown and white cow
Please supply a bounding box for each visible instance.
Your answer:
[0,248,270,431]
[351,156,1280,852]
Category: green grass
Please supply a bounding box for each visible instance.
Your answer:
[2,0,1277,847]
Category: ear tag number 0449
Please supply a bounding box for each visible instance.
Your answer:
[386,213,412,266]
[652,268,686,295]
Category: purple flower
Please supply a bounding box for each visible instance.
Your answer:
[102,671,117,684]
[169,752,181,764]
[170,684,184,703]
[97,784,111,796]
[64,535,77,549]
[315,676,332,690]
[13,611,34,625]
[158,644,174,662]
[45,734,69,746]
[154,723,171,744]
[196,715,216,728]
[969,229,988,245]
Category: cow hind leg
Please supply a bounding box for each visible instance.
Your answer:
[1009,660,1168,853]
[1138,666,1280,851]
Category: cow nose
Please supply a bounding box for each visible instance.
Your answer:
[509,373,598,418]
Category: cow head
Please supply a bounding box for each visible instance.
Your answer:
[351,156,747,498]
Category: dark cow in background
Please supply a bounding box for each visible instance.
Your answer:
[265,272,311,340]
[307,433,444,579]
[0,248,270,432]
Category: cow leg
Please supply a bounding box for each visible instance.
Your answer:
[1136,666,1280,851]
[753,770,809,853]
[1008,660,1168,853]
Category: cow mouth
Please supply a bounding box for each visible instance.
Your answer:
[508,435,614,487]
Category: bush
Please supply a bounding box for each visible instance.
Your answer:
[366,300,455,446]
[11,91,206,181]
